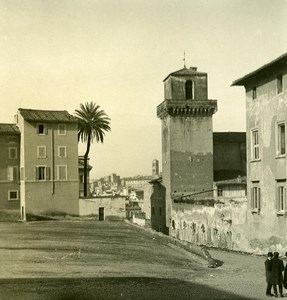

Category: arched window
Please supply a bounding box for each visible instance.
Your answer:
[185,80,193,99]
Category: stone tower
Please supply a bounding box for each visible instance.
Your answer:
[157,66,217,233]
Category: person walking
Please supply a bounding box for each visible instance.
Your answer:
[265,252,274,297]
[269,252,284,297]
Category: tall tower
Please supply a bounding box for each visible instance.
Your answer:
[157,66,217,233]
[152,159,159,177]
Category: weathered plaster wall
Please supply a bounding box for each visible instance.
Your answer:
[246,69,287,251]
[79,196,125,220]
[170,199,252,251]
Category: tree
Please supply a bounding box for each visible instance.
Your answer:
[75,102,111,196]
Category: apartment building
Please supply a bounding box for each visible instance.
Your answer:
[0,124,20,209]
[15,108,79,218]
[232,53,287,243]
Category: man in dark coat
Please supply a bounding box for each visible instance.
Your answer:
[265,252,274,296]
[269,252,284,297]
[284,252,287,290]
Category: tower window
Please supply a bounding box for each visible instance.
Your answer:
[185,80,193,99]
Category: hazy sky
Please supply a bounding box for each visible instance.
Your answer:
[1,0,287,179]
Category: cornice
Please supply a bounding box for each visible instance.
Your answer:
[157,99,217,119]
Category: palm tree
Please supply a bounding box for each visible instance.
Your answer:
[75,102,111,196]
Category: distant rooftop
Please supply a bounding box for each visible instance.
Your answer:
[0,123,20,134]
[18,108,78,123]
[163,66,206,82]
[231,52,287,86]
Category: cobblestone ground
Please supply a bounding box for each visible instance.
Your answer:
[0,220,284,299]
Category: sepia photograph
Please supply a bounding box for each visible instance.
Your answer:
[0,0,287,299]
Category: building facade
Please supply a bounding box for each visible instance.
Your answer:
[16,108,79,218]
[232,53,287,247]
[0,124,20,210]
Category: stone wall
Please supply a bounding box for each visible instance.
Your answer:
[169,198,255,252]
[79,196,125,220]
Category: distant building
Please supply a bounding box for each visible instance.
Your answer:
[0,124,20,210]
[152,159,159,177]
[124,176,153,190]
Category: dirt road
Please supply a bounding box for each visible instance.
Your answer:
[0,220,279,299]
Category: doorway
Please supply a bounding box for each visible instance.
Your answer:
[99,207,104,221]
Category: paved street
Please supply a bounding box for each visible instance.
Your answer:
[0,220,279,299]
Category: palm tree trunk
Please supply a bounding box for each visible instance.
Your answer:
[84,134,91,197]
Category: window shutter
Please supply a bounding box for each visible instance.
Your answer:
[284,187,287,211]
[258,188,261,211]
[46,167,50,180]
[36,167,39,180]
[275,187,279,211]
[250,188,253,209]
[45,125,48,135]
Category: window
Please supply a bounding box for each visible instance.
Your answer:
[58,146,66,158]
[58,124,66,135]
[252,87,257,100]
[80,175,84,183]
[185,80,193,99]
[251,129,260,160]
[36,166,48,181]
[8,190,19,201]
[37,146,47,158]
[277,74,283,95]
[37,124,46,135]
[7,166,18,182]
[8,147,17,159]
[277,123,286,156]
[277,180,286,214]
[217,186,223,197]
[152,207,155,215]
[251,185,260,212]
[57,165,67,180]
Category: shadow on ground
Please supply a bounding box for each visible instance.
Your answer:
[0,277,253,300]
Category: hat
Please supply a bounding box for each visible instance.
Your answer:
[267,252,273,257]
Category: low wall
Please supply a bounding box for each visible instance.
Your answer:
[132,215,146,226]
[170,198,255,252]
[79,196,125,220]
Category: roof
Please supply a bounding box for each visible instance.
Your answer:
[163,66,206,82]
[18,108,78,123]
[0,123,20,134]
[213,132,246,143]
[215,176,246,186]
[231,52,287,86]
[149,176,162,184]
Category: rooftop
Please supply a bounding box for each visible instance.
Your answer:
[0,123,20,134]
[19,108,78,123]
[231,52,287,86]
[163,66,206,82]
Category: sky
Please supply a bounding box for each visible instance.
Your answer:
[0,0,287,179]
